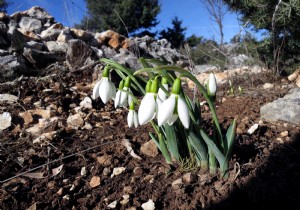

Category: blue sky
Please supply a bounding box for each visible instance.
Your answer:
[7,0,247,42]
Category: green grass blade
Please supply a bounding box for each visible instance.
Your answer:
[200,129,226,168]
[225,119,237,162]
[149,132,160,150]
[164,124,180,161]
[158,133,172,164]
[187,131,208,161]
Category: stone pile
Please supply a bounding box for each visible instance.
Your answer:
[0,6,188,78]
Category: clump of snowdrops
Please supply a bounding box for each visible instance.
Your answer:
[92,58,236,178]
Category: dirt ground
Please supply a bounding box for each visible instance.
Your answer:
[0,68,299,210]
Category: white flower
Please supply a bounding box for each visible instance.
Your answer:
[92,77,116,103]
[157,94,190,129]
[115,87,133,108]
[138,93,160,125]
[208,73,217,96]
[157,84,168,101]
[127,109,139,128]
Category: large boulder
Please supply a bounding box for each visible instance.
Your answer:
[260,88,300,124]
[19,16,42,32]
[0,55,27,77]
[66,39,93,70]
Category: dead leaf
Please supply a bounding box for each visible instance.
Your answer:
[52,164,64,176]
[122,139,142,160]
[27,202,37,210]
[22,172,44,179]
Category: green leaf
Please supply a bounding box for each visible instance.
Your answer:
[158,133,172,164]
[225,119,237,163]
[187,131,208,161]
[200,129,226,168]
[164,124,180,161]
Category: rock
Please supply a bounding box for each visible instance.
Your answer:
[287,69,300,81]
[182,172,196,183]
[25,40,45,50]
[112,49,142,70]
[140,140,158,157]
[195,65,219,73]
[95,30,129,49]
[0,34,8,48]
[45,41,67,53]
[66,39,93,70]
[17,28,40,41]
[91,46,104,58]
[0,49,8,56]
[0,55,27,77]
[260,88,300,124]
[67,113,84,128]
[0,21,8,35]
[141,199,155,210]
[247,123,259,135]
[26,6,54,22]
[107,200,117,209]
[227,54,253,68]
[70,28,94,42]
[40,23,63,41]
[263,83,274,89]
[8,28,27,52]
[111,167,126,177]
[280,131,289,137]
[23,47,65,68]
[89,176,101,188]
[120,195,130,205]
[171,178,183,190]
[101,45,117,58]
[0,93,18,104]
[32,131,56,144]
[79,97,93,109]
[0,112,12,130]
[296,76,300,88]
[57,28,73,43]
[0,12,10,24]
[19,16,42,32]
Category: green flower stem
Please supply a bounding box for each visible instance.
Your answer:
[134,65,224,150]
[101,58,146,94]
[208,148,217,174]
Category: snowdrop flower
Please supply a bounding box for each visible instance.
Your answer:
[157,78,190,129]
[157,77,169,101]
[92,66,116,103]
[138,78,161,125]
[115,77,133,108]
[207,73,217,97]
[127,101,139,128]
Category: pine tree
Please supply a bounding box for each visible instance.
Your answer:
[77,0,160,36]
[159,17,187,49]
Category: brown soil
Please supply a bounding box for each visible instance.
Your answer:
[0,69,299,210]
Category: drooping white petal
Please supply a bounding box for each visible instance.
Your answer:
[157,94,176,126]
[99,77,112,104]
[157,84,168,101]
[133,111,139,128]
[114,90,121,108]
[138,93,156,125]
[156,96,162,110]
[119,87,128,107]
[167,114,178,125]
[92,79,102,100]
[177,96,190,129]
[208,73,217,96]
[127,89,133,106]
[110,81,116,100]
[127,110,134,128]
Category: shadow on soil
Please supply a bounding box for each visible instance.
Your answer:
[209,131,300,210]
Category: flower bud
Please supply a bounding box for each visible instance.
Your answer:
[171,78,181,95]
[102,65,110,77]
[145,80,152,93]
[150,77,159,93]
[124,77,131,88]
